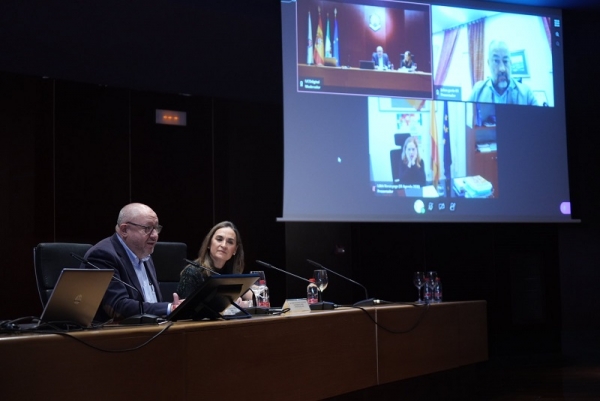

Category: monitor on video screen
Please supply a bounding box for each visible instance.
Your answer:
[280,0,573,222]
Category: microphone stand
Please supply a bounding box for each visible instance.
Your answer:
[256,260,336,310]
[71,253,161,324]
[306,259,379,307]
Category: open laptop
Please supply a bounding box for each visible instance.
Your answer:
[324,57,338,67]
[359,60,375,70]
[20,268,113,330]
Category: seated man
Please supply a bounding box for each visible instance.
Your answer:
[468,40,537,105]
[372,46,391,70]
[82,202,184,322]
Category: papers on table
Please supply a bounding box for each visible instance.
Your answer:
[476,142,497,153]
[453,176,493,198]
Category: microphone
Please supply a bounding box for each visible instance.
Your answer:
[256,260,310,283]
[306,259,380,307]
[256,260,335,310]
[70,253,161,324]
[184,258,221,275]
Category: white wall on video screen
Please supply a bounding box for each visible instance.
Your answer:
[432,8,554,106]
[368,98,466,183]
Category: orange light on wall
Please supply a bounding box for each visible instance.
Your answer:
[155,109,187,126]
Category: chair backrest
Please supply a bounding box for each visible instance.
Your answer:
[33,242,93,307]
[151,242,188,301]
[390,133,412,182]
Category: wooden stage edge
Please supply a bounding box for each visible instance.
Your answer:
[1,301,487,401]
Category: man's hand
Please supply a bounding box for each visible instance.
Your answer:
[171,293,185,312]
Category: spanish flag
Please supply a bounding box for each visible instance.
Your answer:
[313,8,325,66]
[430,101,440,187]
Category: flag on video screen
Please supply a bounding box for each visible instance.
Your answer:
[307,12,314,65]
[325,14,332,58]
[333,10,339,66]
[430,101,440,187]
[314,9,325,65]
[443,101,452,182]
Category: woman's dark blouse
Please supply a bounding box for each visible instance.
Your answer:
[177,265,206,298]
[176,262,236,298]
[398,162,426,186]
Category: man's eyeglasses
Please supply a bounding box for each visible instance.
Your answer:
[126,222,163,235]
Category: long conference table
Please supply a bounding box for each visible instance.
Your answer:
[298,64,433,95]
[1,301,487,400]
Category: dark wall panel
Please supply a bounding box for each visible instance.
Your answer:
[53,81,131,243]
[0,73,53,317]
[286,223,354,306]
[0,0,282,102]
[212,99,287,301]
[130,91,214,259]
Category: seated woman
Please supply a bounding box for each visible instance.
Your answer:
[177,221,252,306]
[400,51,416,71]
[398,136,426,187]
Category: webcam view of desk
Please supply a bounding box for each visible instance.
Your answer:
[298,64,432,99]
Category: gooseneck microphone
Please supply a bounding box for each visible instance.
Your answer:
[306,259,380,307]
[183,258,221,275]
[256,260,310,283]
[256,260,336,310]
[70,253,161,324]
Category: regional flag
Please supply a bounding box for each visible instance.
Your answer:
[333,9,340,66]
[430,101,440,187]
[314,9,325,65]
[307,12,314,65]
[325,15,332,58]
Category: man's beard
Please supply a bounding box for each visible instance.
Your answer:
[495,73,509,89]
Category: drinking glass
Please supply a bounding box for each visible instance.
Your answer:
[413,272,425,303]
[249,270,266,306]
[426,271,438,288]
[425,271,438,302]
[314,270,328,302]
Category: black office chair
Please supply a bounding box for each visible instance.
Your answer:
[151,242,188,301]
[390,133,411,182]
[33,242,93,307]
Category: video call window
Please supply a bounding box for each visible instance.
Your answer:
[431,6,555,107]
[280,0,571,222]
[369,98,499,200]
[295,0,433,99]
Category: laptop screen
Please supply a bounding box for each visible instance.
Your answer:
[359,60,375,70]
[40,268,113,327]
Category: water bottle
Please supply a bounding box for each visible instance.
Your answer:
[307,278,319,304]
[258,280,270,307]
[423,277,432,303]
[433,277,443,303]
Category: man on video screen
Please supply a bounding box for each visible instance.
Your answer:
[468,40,537,105]
[372,46,392,70]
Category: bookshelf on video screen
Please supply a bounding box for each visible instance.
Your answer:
[280,0,573,222]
